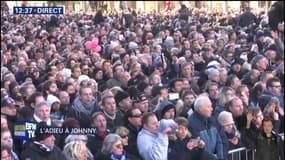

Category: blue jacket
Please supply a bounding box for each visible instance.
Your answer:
[137,129,168,160]
[188,111,224,160]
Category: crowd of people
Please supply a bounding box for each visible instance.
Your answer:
[1,1,284,160]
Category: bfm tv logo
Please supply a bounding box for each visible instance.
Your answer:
[14,121,37,141]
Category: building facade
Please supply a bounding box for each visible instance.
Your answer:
[5,1,275,14]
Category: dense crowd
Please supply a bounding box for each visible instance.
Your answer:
[1,2,284,160]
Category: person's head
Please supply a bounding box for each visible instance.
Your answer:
[102,96,117,116]
[133,93,149,113]
[64,134,88,145]
[1,128,13,150]
[262,117,274,135]
[101,134,124,155]
[102,60,112,73]
[59,91,70,105]
[181,89,196,108]
[113,64,125,78]
[1,145,12,160]
[263,97,280,119]
[115,126,130,146]
[158,101,176,120]
[219,67,228,85]
[150,73,161,86]
[247,107,264,128]
[175,117,190,140]
[205,81,219,100]
[19,82,36,100]
[236,84,250,106]
[63,141,92,160]
[79,86,94,104]
[181,62,193,80]
[218,111,235,132]
[115,91,132,111]
[125,108,142,129]
[91,112,107,132]
[34,101,51,122]
[251,55,268,72]
[42,80,58,97]
[80,63,89,76]
[266,77,282,96]
[169,78,184,93]
[70,63,81,77]
[226,74,241,90]
[194,95,213,118]
[206,68,220,83]
[260,71,274,88]
[27,92,45,108]
[142,112,159,134]
[35,122,56,148]
[217,86,235,106]
[228,96,244,117]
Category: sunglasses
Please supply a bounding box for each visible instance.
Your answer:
[121,135,128,139]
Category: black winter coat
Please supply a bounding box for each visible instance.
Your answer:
[21,141,66,160]
[245,128,284,160]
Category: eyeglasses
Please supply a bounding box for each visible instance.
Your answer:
[121,135,128,139]
[114,143,123,149]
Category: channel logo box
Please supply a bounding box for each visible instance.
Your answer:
[14,121,37,141]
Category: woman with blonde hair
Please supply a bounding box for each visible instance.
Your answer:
[63,141,93,160]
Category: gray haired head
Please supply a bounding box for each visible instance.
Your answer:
[194,95,211,111]
[101,134,122,154]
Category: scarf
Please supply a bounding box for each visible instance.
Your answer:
[110,151,126,160]
[72,96,95,118]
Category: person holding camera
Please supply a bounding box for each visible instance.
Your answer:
[217,111,244,160]
[168,117,207,160]
[137,112,176,160]
[188,95,224,160]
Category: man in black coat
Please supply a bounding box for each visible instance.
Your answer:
[21,122,66,160]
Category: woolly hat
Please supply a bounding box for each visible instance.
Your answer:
[255,30,264,40]
[46,94,61,107]
[157,100,176,120]
[133,92,147,103]
[218,111,235,126]
[231,57,245,66]
[115,90,130,104]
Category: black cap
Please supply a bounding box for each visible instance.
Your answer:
[115,91,130,104]
[133,93,147,103]
[231,57,245,66]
